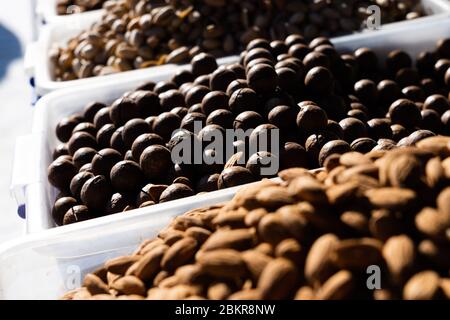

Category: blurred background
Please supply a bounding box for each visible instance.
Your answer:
[0,0,35,243]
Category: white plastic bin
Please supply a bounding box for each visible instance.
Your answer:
[27,0,450,96]
[0,184,243,299]
[12,16,450,235]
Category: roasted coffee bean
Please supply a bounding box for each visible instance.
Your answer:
[140,145,172,180]
[48,156,78,190]
[110,161,144,192]
[52,197,78,226]
[80,175,112,210]
[201,91,229,115]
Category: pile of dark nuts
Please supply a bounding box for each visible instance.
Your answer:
[50,0,424,80]
[49,34,450,226]
[62,137,450,300]
[56,0,106,15]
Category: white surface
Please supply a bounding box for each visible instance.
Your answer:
[0,0,33,244]
[29,0,450,96]
[0,183,242,299]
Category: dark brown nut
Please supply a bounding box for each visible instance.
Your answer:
[388,99,421,128]
[318,140,351,167]
[131,133,164,160]
[247,64,278,94]
[122,119,150,148]
[70,172,94,199]
[339,117,368,143]
[233,111,264,131]
[296,104,328,134]
[80,175,112,210]
[210,67,237,92]
[56,115,83,143]
[109,97,141,127]
[140,145,171,180]
[304,66,333,95]
[228,88,259,115]
[97,124,116,148]
[52,197,78,226]
[72,147,96,169]
[63,205,91,225]
[159,184,195,203]
[72,122,97,137]
[91,148,122,177]
[191,53,218,76]
[201,91,228,115]
[110,160,144,192]
[48,156,78,190]
[67,132,97,155]
[152,112,181,141]
[218,167,256,189]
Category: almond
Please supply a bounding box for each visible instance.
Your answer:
[244,208,268,227]
[258,258,298,300]
[161,237,198,271]
[316,270,355,300]
[425,157,446,188]
[331,238,383,270]
[440,278,450,299]
[83,273,109,295]
[416,136,450,157]
[228,289,263,300]
[437,187,450,217]
[365,187,416,211]
[387,154,423,188]
[207,282,232,300]
[415,207,450,240]
[288,176,328,205]
[256,186,295,209]
[110,275,146,296]
[275,239,303,264]
[278,168,312,182]
[185,227,212,244]
[305,234,339,285]
[258,214,289,245]
[241,250,272,281]
[126,245,167,281]
[326,182,359,206]
[340,211,369,234]
[339,152,372,167]
[197,249,246,278]
[418,240,450,269]
[105,256,140,275]
[382,235,416,285]
[294,286,315,300]
[276,205,310,242]
[403,270,441,300]
[212,208,247,228]
[201,228,255,251]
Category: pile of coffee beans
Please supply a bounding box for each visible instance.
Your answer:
[56,0,106,15]
[50,0,424,80]
[62,137,450,300]
[49,34,450,226]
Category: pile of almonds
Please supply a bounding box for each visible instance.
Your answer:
[63,136,450,300]
[50,0,424,80]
